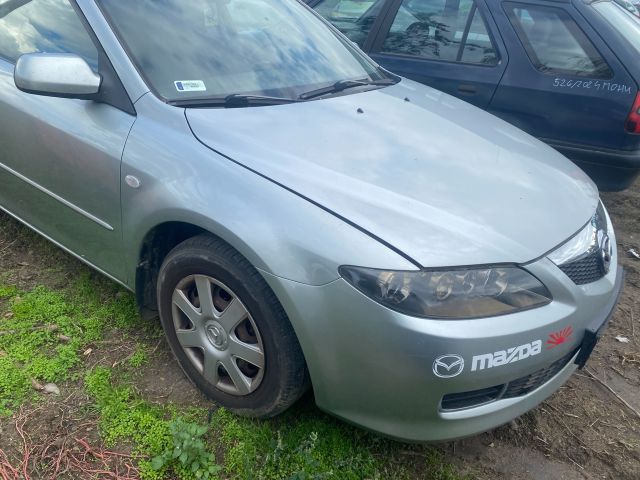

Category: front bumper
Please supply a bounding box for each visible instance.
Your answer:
[263,257,623,442]
[575,266,624,368]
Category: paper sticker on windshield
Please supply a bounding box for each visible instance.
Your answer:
[174,81,206,93]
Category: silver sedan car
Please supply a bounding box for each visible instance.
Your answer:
[0,0,623,441]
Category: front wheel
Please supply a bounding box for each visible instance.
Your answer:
[157,234,308,417]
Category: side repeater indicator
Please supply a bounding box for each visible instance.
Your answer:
[125,175,141,189]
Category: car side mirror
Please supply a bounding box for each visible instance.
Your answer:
[14,53,102,99]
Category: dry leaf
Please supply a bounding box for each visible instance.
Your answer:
[31,378,44,391]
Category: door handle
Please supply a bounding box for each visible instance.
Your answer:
[457,84,477,94]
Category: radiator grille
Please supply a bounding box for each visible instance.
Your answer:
[558,250,606,285]
[552,202,609,286]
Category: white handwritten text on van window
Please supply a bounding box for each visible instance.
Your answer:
[553,78,633,94]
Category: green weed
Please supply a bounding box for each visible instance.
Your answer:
[152,418,222,480]
[128,346,148,368]
[214,407,390,480]
[211,403,468,480]
[0,274,139,415]
[85,366,171,456]
[85,366,222,480]
[0,285,17,298]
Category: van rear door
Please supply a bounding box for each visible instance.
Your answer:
[487,0,637,153]
[582,0,640,151]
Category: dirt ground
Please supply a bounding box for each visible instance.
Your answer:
[0,177,639,479]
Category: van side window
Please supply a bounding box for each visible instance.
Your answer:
[505,4,612,78]
[380,0,499,65]
[313,0,386,47]
[0,0,98,71]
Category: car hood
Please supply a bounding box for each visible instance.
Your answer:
[186,80,599,268]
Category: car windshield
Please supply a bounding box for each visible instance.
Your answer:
[97,0,387,104]
[593,0,640,56]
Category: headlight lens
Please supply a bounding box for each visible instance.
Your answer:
[339,266,552,319]
[548,201,609,267]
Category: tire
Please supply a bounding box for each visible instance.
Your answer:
[157,234,309,418]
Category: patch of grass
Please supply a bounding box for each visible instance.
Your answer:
[214,407,383,479]
[0,355,30,416]
[85,366,221,480]
[0,285,17,298]
[152,418,222,480]
[83,364,465,480]
[85,366,170,455]
[85,365,413,480]
[211,403,466,480]
[128,345,149,368]
[0,273,139,415]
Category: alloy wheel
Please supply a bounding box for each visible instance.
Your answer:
[171,274,265,396]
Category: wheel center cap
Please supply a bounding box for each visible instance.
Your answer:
[205,321,228,350]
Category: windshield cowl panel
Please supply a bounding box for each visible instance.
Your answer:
[97,0,387,104]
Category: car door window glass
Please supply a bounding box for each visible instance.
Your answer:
[0,0,98,71]
[380,0,498,65]
[506,4,612,78]
[314,0,386,47]
[459,7,497,63]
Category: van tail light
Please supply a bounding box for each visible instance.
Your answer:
[625,92,640,134]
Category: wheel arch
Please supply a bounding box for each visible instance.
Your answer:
[133,214,272,317]
[134,214,279,320]
[135,220,207,319]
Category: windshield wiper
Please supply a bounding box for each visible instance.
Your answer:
[169,94,299,108]
[298,78,397,101]
[169,79,397,108]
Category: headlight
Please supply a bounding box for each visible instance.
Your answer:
[339,266,552,319]
[548,201,609,267]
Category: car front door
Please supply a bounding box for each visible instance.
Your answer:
[367,0,508,108]
[0,0,135,280]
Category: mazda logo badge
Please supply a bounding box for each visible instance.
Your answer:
[599,232,612,274]
[433,354,465,378]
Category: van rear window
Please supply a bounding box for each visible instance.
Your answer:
[505,3,613,78]
[593,1,640,56]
